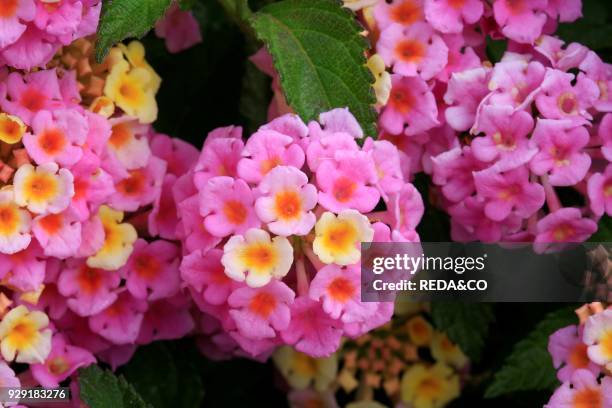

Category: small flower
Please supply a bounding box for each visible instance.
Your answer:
[109,156,166,212]
[377,22,448,80]
[0,113,26,144]
[23,109,88,167]
[424,0,483,34]
[367,54,391,106]
[13,163,74,214]
[181,248,234,305]
[529,119,591,186]
[0,187,31,254]
[431,332,468,368]
[255,166,317,236]
[313,210,374,265]
[154,2,202,53]
[583,309,612,368]
[228,280,295,340]
[0,305,52,363]
[548,325,599,382]
[273,345,338,391]
[200,176,260,237]
[106,118,151,170]
[400,363,460,408]
[534,208,597,252]
[374,0,424,29]
[493,0,548,44]
[88,292,148,345]
[86,205,137,271]
[406,315,433,346]
[32,211,81,258]
[222,228,293,288]
[546,369,612,408]
[104,59,157,124]
[587,165,612,217]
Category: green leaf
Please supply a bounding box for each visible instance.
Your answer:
[484,307,578,398]
[78,365,149,408]
[431,303,494,362]
[95,0,173,62]
[218,0,253,32]
[589,215,612,242]
[120,342,204,408]
[250,0,377,136]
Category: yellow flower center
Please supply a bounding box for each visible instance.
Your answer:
[418,376,442,398]
[0,204,19,236]
[48,357,70,375]
[118,80,144,108]
[240,243,279,274]
[320,220,358,253]
[23,173,58,202]
[5,320,37,350]
[293,352,319,376]
[600,330,612,359]
[0,114,25,144]
[109,123,133,149]
[223,200,248,225]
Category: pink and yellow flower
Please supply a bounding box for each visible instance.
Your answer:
[86,205,137,270]
[313,210,374,265]
[13,163,74,214]
[0,305,51,363]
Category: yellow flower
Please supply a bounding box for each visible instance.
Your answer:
[406,316,433,347]
[401,363,460,408]
[117,41,161,93]
[0,113,26,144]
[13,163,74,214]
[221,228,293,288]
[313,210,374,265]
[430,332,468,368]
[367,54,391,107]
[0,187,31,254]
[0,305,52,363]
[87,206,137,270]
[89,96,116,118]
[273,346,338,391]
[104,59,158,124]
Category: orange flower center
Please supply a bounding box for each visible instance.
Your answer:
[418,377,442,398]
[248,292,276,318]
[24,173,58,202]
[109,123,133,149]
[448,0,466,8]
[240,243,277,272]
[327,277,355,302]
[0,0,18,18]
[322,221,357,252]
[569,343,590,369]
[38,128,67,155]
[333,177,357,203]
[572,388,602,408]
[395,39,425,64]
[48,357,70,375]
[274,190,302,220]
[77,265,104,294]
[389,87,414,113]
[558,92,578,115]
[553,224,575,241]
[116,170,146,196]
[134,254,160,279]
[20,88,45,111]
[38,213,63,235]
[260,156,282,175]
[73,178,88,200]
[223,200,247,225]
[0,205,19,235]
[390,1,422,25]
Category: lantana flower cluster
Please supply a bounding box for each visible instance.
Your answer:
[271,302,468,408]
[178,108,424,359]
[0,34,205,392]
[347,0,611,248]
[0,0,101,70]
[546,302,612,407]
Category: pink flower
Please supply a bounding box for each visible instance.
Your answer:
[68,151,114,221]
[137,297,194,344]
[311,108,364,140]
[155,2,202,53]
[485,59,546,110]
[88,292,148,345]
[199,176,260,237]
[535,69,599,125]
[317,150,380,213]
[32,211,81,258]
[310,264,376,323]
[280,297,342,357]
[255,166,317,236]
[545,0,582,23]
[228,280,294,340]
[530,119,591,186]
[148,174,179,239]
[33,0,82,41]
[30,334,95,387]
[109,156,166,211]
[444,67,490,132]
[493,0,548,44]
[194,135,243,185]
[1,25,59,70]
[583,309,612,367]
[181,249,235,305]
[436,33,481,82]
[380,74,438,135]
[149,132,199,177]
[306,132,359,172]
[374,0,424,30]
[58,260,120,317]
[0,0,34,48]
[534,36,588,71]
[237,129,305,184]
[364,139,404,196]
[387,183,424,235]
[377,22,448,80]
[548,325,599,382]
[580,51,612,112]
[600,114,612,162]
[431,146,487,202]
[1,69,63,124]
[0,361,19,389]
[471,105,536,170]
[588,165,612,217]
[534,208,597,251]
[0,243,45,292]
[449,196,522,242]
[120,239,180,301]
[105,118,150,171]
[545,369,612,408]
[473,166,545,221]
[424,0,483,34]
